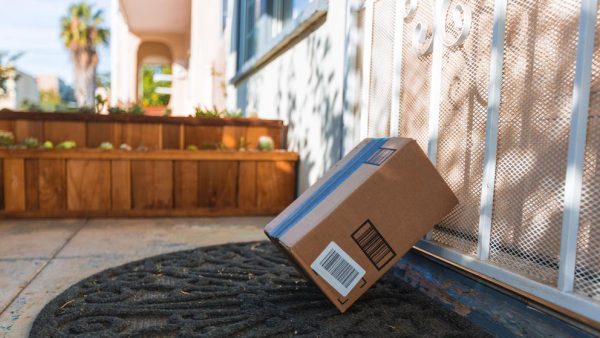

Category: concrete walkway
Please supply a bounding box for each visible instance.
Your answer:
[0,217,270,337]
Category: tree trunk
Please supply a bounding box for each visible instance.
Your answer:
[73,52,96,107]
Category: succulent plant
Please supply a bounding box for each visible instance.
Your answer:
[56,140,77,149]
[119,143,132,151]
[257,135,274,151]
[186,144,199,151]
[41,140,54,149]
[127,103,145,115]
[108,106,126,115]
[99,142,113,150]
[23,137,39,148]
[0,130,15,146]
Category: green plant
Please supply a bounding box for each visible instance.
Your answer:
[0,130,15,146]
[223,109,243,118]
[0,52,21,96]
[95,94,107,113]
[99,142,113,150]
[78,106,95,114]
[20,99,43,112]
[119,143,132,151]
[257,135,274,151]
[60,2,109,107]
[186,144,199,151]
[39,90,62,111]
[56,140,77,149]
[141,64,171,107]
[108,106,126,114]
[194,106,220,118]
[127,103,145,115]
[41,140,54,149]
[23,137,39,148]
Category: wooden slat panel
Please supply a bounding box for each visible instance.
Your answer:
[0,119,14,133]
[25,159,39,210]
[43,121,86,145]
[238,161,257,209]
[87,122,120,148]
[198,161,238,208]
[131,160,173,209]
[162,124,181,149]
[268,127,283,149]
[0,148,299,161]
[174,161,198,208]
[3,158,25,211]
[184,125,223,149]
[67,160,111,210]
[14,120,43,143]
[38,159,66,211]
[122,123,161,149]
[222,126,247,150]
[256,161,295,210]
[111,160,131,210]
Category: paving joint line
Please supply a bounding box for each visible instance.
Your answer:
[0,219,89,316]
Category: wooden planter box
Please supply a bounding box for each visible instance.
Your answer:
[0,110,287,150]
[0,149,298,218]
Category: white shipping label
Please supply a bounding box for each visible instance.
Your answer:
[310,241,366,297]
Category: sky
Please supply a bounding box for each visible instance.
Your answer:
[0,0,111,85]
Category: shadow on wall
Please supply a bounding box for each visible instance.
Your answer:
[238,30,344,193]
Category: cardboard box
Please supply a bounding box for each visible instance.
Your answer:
[264,137,458,312]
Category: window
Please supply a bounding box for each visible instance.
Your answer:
[221,0,228,33]
[236,0,313,69]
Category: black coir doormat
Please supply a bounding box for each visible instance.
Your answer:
[30,241,491,337]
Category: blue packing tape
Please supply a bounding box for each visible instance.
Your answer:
[269,138,388,239]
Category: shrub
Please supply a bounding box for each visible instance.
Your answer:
[99,142,113,150]
[194,106,220,118]
[56,140,77,149]
[23,137,39,148]
[41,140,54,149]
[257,136,274,151]
[119,143,132,151]
[78,106,95,114]
[108,106,126,114]
[186,144,198,151]
[0,130,15,146]
[127,103,145,115]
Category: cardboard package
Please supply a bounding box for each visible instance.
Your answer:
[264,137,458,312]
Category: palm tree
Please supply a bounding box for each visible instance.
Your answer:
[60,2,109,107]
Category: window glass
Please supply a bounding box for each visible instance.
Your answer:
[237,0,312,68]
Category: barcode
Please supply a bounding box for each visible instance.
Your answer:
[365,148,395,166]
[352,220,396,270]
[311,242,365,296]
[320,249,359,288]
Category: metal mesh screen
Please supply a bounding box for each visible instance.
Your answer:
[488,0,580,285]
[574,6,600,302]
[397,0,433,152]
[366,0,396,137]
[430,0,495,256]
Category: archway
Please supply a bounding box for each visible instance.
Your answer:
[136,41,173,115]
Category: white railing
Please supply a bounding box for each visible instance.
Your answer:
[360,0,600,324]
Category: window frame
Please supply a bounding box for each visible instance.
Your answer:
[231,0,328,84]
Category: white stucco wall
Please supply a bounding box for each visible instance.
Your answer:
[228,1,361,193]
[0,71,39,110]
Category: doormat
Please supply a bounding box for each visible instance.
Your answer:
[30,241,490,337]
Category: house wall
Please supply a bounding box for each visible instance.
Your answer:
[228,1,359,193]
[0,71,39,110]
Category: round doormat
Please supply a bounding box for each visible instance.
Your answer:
[30,241,490,337]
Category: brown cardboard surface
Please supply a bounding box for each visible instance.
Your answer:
[265,137,457,312]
